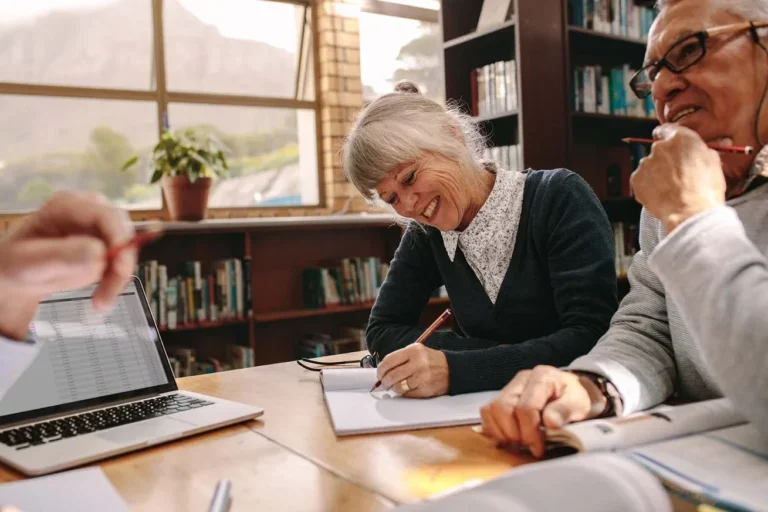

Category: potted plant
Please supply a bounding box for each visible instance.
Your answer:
[122,129,228,221]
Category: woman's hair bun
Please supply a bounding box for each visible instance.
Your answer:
[393,80,421,94]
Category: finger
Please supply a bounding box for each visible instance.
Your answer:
[492,395,521,443]
[376,346,414,382]
[500,370,532,397]
[5,238,107,294]
[516,377,560,458]
[93,247,137,310]
[35,192,135,245]
[480,404,506,441]
[653,123,678,141]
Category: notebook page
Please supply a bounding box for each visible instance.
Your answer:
[0,467,129,512]
[626,424,768,511]
[395,453,671,512]
[322,382,497,436]
[320,368,377,391]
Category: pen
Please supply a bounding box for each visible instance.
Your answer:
[621,137,754,155]
[208,479,232,512]
[105,224,164,260]
[370,308,452,392]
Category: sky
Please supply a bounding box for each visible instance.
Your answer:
[0,0,436,94]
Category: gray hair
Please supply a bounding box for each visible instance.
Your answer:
[656,0,768,19]
[341,81,492,201]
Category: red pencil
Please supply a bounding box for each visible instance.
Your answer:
[370,308,453,393]
[622,137,754,155]
[106,224,164,260]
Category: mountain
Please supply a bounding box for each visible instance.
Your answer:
[0,0,299,162]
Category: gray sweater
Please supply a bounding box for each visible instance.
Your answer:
[570,158,768,435]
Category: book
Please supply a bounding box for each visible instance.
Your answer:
[320,368,496,436]
[425,400,765,512]
[476,0,514,31]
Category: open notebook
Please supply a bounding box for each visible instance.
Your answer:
[320,368,497,436]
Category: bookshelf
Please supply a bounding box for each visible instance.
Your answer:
[137,215,453,370]
[440,0,658,297]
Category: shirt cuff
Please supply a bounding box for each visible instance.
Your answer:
[0,336,41,401]
[567,355,646,415]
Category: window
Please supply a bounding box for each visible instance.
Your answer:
[359,12,444,104]
[0,0,318,214]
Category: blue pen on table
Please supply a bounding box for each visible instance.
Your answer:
[208,479,232,512]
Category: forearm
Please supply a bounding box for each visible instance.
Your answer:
[649,207,768,440]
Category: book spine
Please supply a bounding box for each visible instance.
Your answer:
[235,258,244,319]
[158,265,168,330]
[244,255,253,316]
[167,278,178,330]
[194,261,204,322]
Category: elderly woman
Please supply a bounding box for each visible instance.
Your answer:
[481,0,768,457]
[341,81,617,398]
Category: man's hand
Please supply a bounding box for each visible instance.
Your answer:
[0,191,137,340]
[375,343,450,398]
[479,366,607,458]
[631,124,726,233]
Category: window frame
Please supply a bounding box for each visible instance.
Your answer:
[0,0,323,221]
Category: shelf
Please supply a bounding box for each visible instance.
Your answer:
[473,110,518,124]
[568,26,647,46]
[159,318,249,333]
[572,111,658,140]
[254,297,451,323]
[444,18,516,50]
[572,112,657,123]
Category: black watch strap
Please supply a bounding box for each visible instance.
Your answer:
[566,370,624,418]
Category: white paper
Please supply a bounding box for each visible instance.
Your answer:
[321,368,497,436]
[396,453,671,512]
[0,467,129,512]
[626,424,768,511]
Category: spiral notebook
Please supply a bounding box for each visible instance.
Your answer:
[320,368,497,436]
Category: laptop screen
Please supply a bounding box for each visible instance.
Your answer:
[0,277,177,426]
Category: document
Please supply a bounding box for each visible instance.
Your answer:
[320,368,497,436]
[0,466,130,512]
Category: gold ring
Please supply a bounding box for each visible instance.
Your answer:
[400,379,411,393]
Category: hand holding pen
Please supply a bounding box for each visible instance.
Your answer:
[370,309,452,398]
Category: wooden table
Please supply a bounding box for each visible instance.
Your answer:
[0,352,530,511]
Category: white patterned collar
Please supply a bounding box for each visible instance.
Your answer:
[440,169,527,304]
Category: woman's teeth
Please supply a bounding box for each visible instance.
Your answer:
[423,197,439,219]
[671,107,699,123]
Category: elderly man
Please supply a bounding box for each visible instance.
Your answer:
[481,0,768,457]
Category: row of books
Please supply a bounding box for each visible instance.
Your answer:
[297,326,366,359]
[568,0,657,40]
[471,60,518,118]
[137,258,253,331]
[612,221,638,278]
[483,144,523,173]
[573,65,656,118]
[302,257,390,309]
[166,345,254,378]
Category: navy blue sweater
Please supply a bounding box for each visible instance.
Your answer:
[366,169,618,395]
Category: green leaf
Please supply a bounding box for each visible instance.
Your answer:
[150,169,163,184]
[120,155,139,172]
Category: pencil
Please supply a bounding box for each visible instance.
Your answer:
[106,224,164,260]
[369,308,452,393]
[621,137,754,155]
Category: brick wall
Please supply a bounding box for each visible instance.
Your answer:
[316,0,372,213]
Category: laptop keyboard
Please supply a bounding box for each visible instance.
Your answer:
[0,394,213,450]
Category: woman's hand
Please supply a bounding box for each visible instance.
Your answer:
[631,124,726,234]
[0,191,138,340]
[375,343,450,398]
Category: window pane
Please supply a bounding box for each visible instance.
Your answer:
[0,95,160,212]
[359,13,444,104]
[0,0,153,90]
[168,104,319,207]
[165,0,315,100]
[380,0,440,9]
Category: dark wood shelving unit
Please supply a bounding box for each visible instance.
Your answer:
[254,297,450,323]
[443,18,517,50]
[159,318,249,333]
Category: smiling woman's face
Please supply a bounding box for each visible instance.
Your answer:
[647,0,768,181]
[375,153,472,232]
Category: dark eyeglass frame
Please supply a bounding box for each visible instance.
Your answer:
[296,352,379,372]
[630,21,768,99]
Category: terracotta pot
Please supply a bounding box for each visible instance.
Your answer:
[161,175,212,221]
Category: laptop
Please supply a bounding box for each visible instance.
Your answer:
[0,276,263,476]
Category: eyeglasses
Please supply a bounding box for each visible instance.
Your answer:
[629,21,768,99]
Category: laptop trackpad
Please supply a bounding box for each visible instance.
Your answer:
[96,417,185,445]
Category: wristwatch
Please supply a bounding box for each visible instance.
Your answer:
[567,370,624,418]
